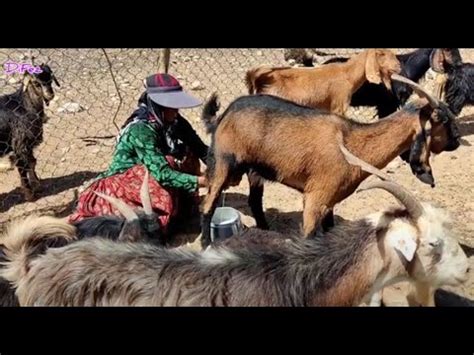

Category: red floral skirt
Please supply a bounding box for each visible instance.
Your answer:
[68,155,200,235]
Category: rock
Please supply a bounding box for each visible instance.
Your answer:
[7,77,19,85]
[190,80,204,90]
[256,50,263,56]
[288,59,296,66]
[57,102,85,114]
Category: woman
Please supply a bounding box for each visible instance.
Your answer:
[69,73,209,238]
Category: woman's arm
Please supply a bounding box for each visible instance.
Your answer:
[128,123,199,192]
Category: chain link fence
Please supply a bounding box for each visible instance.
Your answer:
[0,48,468,225]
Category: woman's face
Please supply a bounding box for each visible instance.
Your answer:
[162,107,179,123]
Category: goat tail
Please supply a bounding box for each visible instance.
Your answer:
[202,92,222,134]
[0,215,76,284]
[245,66,275,94]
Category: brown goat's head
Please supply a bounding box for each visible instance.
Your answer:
[430,48,463,73]
[391,74,461,187]
[22,64,60,106]
[365,49,401,90]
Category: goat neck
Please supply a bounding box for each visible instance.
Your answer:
[345,108,421,172]
[342,51,372,94]
[21,85,45,115]
[286,221,385,306]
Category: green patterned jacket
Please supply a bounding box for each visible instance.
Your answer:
[97,121,198,193]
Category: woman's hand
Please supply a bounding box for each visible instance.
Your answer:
[197,176,208,187]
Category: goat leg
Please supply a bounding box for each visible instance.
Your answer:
[321,209,334,231]
[248,170,269,230]
[27,155,41,192]
[16,160,35,201]
[368,290,383,307]
[302,192,330,237]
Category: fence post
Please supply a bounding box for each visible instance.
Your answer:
[157,48,171,73]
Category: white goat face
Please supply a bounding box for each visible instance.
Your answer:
[412,204,469,287]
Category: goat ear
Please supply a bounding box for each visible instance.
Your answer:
[388,230,418,262]
[365,49,382,85]
[430,49,446,74]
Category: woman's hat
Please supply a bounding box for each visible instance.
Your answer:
[145,73,202,109]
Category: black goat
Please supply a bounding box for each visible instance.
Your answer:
[322,48,436,118]
[73,170,163,244]
[0,64,60,201]
[430,48,474,116]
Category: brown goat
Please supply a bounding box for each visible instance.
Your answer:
[199,75,460,248]
[246,49,401,116]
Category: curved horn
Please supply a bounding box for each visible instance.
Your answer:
[140,170,153,216]
[391,73,457,122]
[339,143,393,182]
[339,143,424,220]
[94,192,138,221]
[357,181,424,221]
[391,73,440,109]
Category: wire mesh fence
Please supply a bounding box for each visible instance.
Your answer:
[0,48,469,225]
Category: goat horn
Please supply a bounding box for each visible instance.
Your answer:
[391,73,457,121]
[140,169,153,216]
[390,73,440,109]
[358,181,424,221]
[94,192,138,221]
[339,143,393,182]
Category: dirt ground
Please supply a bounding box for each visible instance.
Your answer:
[0,48,472,306]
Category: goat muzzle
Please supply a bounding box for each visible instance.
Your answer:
[415,171,435,188]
